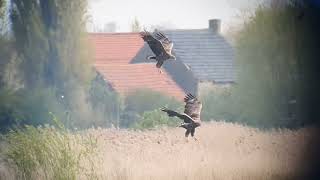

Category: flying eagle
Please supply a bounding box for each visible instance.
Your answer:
[140,29,176,72]
[161,93,202,139]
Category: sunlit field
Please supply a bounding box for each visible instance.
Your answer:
[1,121,319,180]
[77,122,318,179]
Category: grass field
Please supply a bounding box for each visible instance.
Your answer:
[85,121,317,180]
[1,121,319,180]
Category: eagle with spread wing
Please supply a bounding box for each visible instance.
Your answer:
[140,29,176,72]
[161,93,202,139]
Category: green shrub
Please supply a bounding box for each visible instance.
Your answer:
[2,116,98,180]
[121,89,182,128]
[200,87,296,129]
[88,71,122,128]
[200,88,238,122]
[132,109,181,130]
[124,89,182,114]
[0,89,24,131]
[0,87,69,132]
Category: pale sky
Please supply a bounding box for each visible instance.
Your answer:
[87,0,261,33]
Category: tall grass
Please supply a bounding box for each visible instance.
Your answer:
[83,121,316,180]
[1,121,317,179]
[1,115,98,180]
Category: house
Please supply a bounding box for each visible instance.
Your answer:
[89,19,235,100]
[89,33,186,100]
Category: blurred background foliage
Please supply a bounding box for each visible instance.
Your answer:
[121,89,182,128]
[200,0,320,129]
[132,109,181,130]
[0,0,96,131]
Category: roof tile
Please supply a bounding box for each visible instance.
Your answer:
[89,33,144,64]
[89,33,186,100]
[95,63,185,100]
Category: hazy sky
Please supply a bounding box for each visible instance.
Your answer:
[87,0,261,33]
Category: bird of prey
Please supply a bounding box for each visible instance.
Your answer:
[140,29,176,73]
[161,93,202,140]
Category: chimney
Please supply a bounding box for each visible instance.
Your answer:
[209,19,221,33]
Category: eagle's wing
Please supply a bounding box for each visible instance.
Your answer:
[153,30,174,54]
[161,107,194,123]
[184,93,202,122]
[140,30,165,56]
[140,29,173,56]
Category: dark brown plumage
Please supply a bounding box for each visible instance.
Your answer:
[161,93,202,138]
[140,29,176,70]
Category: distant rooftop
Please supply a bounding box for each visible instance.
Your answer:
[89,33,186,100]
[132,19,236,83]
[89,19,236,99]
[165,29,235,83]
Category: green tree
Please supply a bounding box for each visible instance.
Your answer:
[88,71,122,128]
[0,0,5,24]
[199,1,320,129]
[0,0,11,86]
[0,0,97,130]
[10,0,92,89]
[131,17,142,32]
[0,37,14,87]
[230,0,320,128]
[0,0,5,22]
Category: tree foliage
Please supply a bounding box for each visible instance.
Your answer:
[88,71,122,128]
[131,17,142,32]
[132,109,180,130]
[10,0,92,89]
[202,0,320,129]
[121,89,182,128]
[0,0,5,21]
[0,0,98,131]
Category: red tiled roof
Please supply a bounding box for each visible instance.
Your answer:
[89,33,186,100]
[89,33,144,64]
[95,63,185,100]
